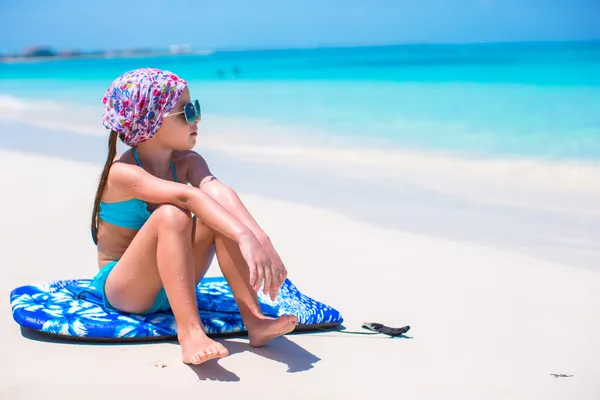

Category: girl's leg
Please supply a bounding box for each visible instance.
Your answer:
[103,204,228,365]
[192,218,298,346]
[190,215,216,283]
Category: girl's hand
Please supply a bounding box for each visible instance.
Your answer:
[259,237,288,301]
[238,232,272,292]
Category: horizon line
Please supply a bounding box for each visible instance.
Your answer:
[3,37,599,56]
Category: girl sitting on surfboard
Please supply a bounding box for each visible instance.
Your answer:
[90,68,298,365]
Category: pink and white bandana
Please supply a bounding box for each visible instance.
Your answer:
[102,68,187,146]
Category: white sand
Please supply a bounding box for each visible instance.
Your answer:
[1,148,599,399]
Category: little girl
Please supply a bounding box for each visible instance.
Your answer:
[91,68,298,365]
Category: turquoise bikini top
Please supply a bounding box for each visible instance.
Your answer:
[98,148,179,231]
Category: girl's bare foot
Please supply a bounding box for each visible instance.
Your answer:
[179,330,229,365]
[247,315,298,347]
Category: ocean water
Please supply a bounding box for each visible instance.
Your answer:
[1,41,599,161]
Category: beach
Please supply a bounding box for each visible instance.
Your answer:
[1,116,600,399]
[2,41,600,399]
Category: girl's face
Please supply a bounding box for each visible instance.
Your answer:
[154,87,199,151]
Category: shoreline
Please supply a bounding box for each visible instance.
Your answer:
[1,92,599,168]
[1,117,599,272]
[2,112,599,209]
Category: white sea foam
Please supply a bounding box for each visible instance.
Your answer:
[0,94,105,137]
[0,95,29,111]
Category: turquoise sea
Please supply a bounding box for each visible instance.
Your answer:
[1,40,599,161]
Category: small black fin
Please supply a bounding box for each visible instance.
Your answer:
[362,322,410,337]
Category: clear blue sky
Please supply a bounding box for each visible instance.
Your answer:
[1,0,598,54]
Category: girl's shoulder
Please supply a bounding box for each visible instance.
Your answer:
[172,150,215,187]
[172,150,210,170]
[111,149,206,168]
[172,150,206,163]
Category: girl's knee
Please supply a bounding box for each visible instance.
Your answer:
[154,204,192,230]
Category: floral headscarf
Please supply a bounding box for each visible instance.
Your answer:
[102,68,187,146]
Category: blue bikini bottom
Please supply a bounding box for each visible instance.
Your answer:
[92,261,171,314]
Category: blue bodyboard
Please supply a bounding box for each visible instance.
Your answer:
[10,277,343,341]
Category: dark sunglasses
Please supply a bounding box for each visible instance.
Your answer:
[165,99,201,124]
